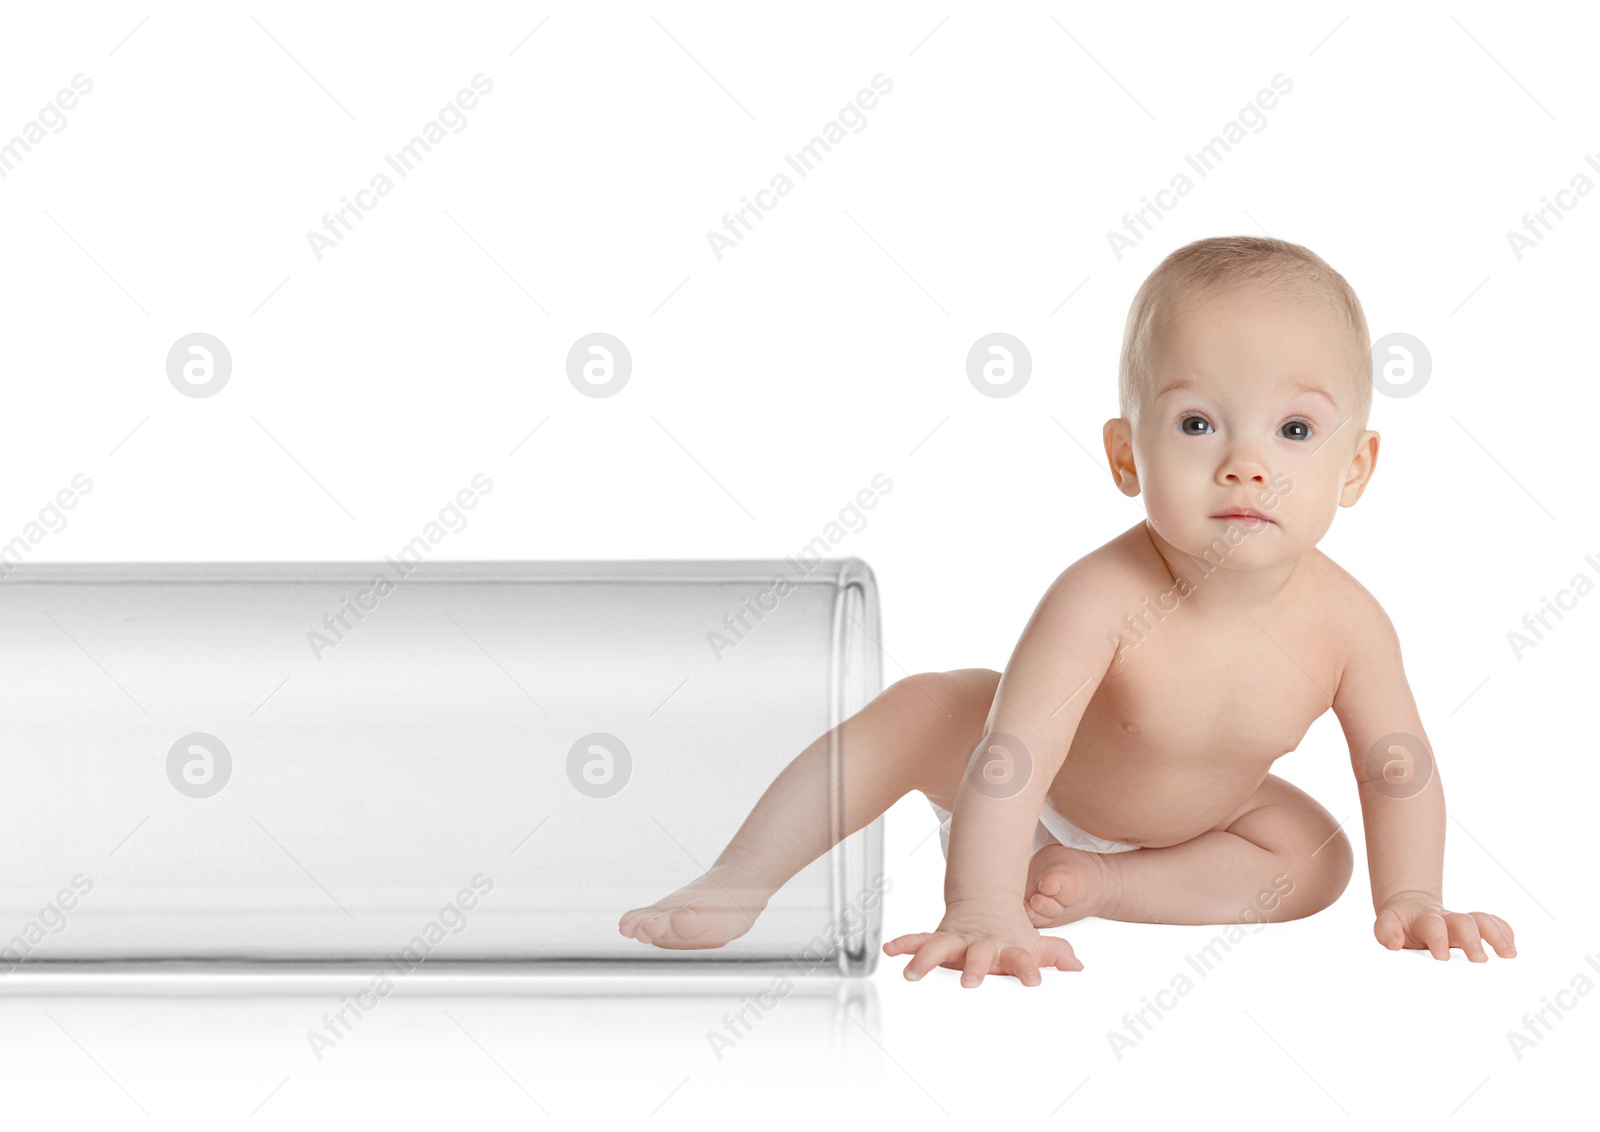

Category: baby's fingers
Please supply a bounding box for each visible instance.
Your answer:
[1475,912,1517,958]
[1414,912,1450,960]
[997,945,1042,988]
[961,940,1000,988]
[904,933,967,982]
[1446,913,1488,963]
[1035,934,1085,973]
[883,932,935,958]
[1373,908,1406,951]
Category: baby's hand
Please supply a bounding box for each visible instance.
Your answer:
[1373,891,1517,962]
[882,899,1083,987]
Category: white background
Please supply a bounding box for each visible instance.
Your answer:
[1,0,1595,1127]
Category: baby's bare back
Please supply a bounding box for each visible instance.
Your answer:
[1045,524,1359,848]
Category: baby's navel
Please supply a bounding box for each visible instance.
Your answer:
[1122,720,1140,735]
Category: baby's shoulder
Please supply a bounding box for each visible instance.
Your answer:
[1303,550,1396,646]
[1044,524,1169,610]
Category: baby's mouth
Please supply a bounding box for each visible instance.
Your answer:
[1211,509,1273,525]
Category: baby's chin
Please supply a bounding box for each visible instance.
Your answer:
[1151,515,1295,560]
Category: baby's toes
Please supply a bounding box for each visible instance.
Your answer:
[619,905,665,939]
[621,911,652,941]
[617,908,645,938]
[663,903,717,941]
[1038,862,1089,902]
[1028,892,1066,924]
[633,906,687,942]
[641,902,723,946]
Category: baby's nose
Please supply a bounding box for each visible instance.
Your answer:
[1219,449,1269,483]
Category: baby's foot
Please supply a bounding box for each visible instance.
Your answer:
[618,866,773,950]
[1024,844,1112,928]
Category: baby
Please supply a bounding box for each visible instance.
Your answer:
[619,235,1517,986]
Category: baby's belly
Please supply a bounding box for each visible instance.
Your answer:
[1044,757,1275,848]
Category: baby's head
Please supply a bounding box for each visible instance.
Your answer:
[1104,235,1380,567]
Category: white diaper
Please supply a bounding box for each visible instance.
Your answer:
[926,794,1142,859]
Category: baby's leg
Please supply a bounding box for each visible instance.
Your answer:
[619,668,998,949]
[1025,774,1354,928]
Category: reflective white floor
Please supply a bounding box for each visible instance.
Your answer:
[0,779,1585,1127]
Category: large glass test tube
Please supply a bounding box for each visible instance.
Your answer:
[0,559,884,976]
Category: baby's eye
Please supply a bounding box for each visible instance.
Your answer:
[1279,419,1313,441]
[1178,414,1212,436]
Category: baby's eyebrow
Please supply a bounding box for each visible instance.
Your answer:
[1155,377,1338,408]
[1292,382,1338,408]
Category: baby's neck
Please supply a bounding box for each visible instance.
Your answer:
[1142,520,1307,615]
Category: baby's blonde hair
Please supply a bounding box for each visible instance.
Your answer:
[1118,235,1372,431]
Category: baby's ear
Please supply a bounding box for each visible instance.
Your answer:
[1339,429,1380,506]
[1102,418,1141,497]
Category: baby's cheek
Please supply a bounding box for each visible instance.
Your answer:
[1145,478,1202,519]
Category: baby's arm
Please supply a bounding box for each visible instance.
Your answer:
[1332,593,1517,961]
[885,562,1119,986]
